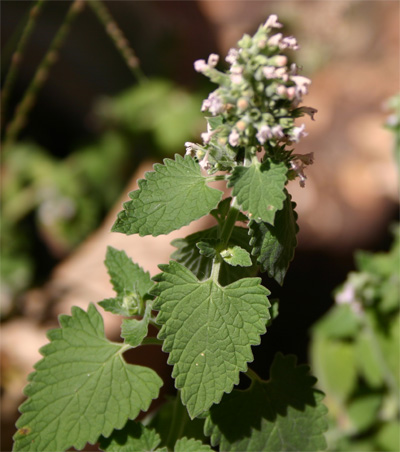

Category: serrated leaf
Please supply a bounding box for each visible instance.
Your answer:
[196,240,217,258]
[171,226,257,285]
[121,300,153,347]
[228,159,287,224]
[204,353,328,451]
[112,154,222,236]
[249,192,298,285]
[151,261,270,418]
[99,421,161,452]
[13,304,163,452]
[174,437,212,452]
[221,246,252,267]
[99,247,153,316]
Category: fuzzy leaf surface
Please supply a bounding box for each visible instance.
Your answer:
[112,155,222,236]
[171,226,257,285]
[99,247,153,316]
[228,159,287,224]
[13,304,163,452]
[151,261,270,418]
[204,353,328,451]
[99,421,162,452]
[249,193,298,285]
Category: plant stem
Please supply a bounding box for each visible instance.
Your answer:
[141,337,163,346]
[2,0,85,152]
[1,0,46,129]
[220,199,240,247]
[88,0,146,83]
[166,391,187,450]
[245,367,262,383]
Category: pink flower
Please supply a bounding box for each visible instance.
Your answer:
[194,59,208,73]
[256,125,272,144]
[264,14,283,29]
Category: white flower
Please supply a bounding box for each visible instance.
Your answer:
[291,75,311,97]
[280,36,299,50]
[226,48,239,65]
[264,14,283,29]
[207,53,219,67]
[268,33,283,47]
[194,59,208,73]
[230,65,244,84]
[201,92,224,115]
[256,125,272,144]
[263,66,277,79]
[199,150,212,171]
[290,124,308,142]
[271,125,284,138]
[229,128,240,147]
[201,131,213,144]
[185,142,196,156]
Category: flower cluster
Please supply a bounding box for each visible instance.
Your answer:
[186,14,316,185]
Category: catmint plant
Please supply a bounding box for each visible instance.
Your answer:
[13,16,327,452]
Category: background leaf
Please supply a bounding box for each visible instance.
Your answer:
[174,437,212,452]
[249,192,298,285]
[151,261,270,418]
[228,159,287,225]
[204,353,328,451]
[112,154,222,236]
[13,304,162,452]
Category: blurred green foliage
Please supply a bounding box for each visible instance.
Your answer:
[0,79,204,316]
[311,225,400,451]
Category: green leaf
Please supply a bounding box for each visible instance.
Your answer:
[112,155,222,236]
[196,240,217,258]
[151,261,270,418]
[249,192,298,285]
[149,396,207,449]
[228,159,287,224]
[312,304,361,339]
[121,300,153,347]
[13,304,163,452]
[347,394,382,433]
[171,226,257,286]
[221,246,252,267]
[311,336,357,403]
[174,437,212,452]
[99,421,161,451]
[99,247,153,316]
[355,331,385,387]
[204,353,328,451]
[375,421,400,451]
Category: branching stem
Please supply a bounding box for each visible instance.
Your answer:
[3,0,85,151]
[1,0,46,129]
[88,0,145,83]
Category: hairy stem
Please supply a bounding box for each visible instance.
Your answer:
[3,0,85,152]
[88,0,145,83]
[1,0,46,129]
